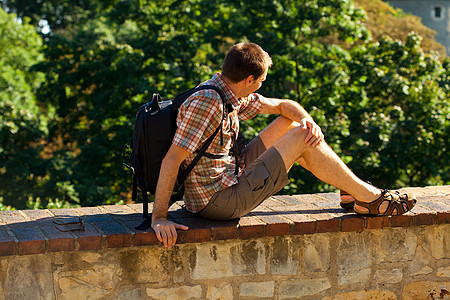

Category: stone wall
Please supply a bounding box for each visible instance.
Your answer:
[0,186,449,299]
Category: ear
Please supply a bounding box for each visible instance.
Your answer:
[244,75,255,86]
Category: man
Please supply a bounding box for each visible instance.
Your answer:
[151,42,416,248]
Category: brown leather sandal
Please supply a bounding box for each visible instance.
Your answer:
[354,189,417,216]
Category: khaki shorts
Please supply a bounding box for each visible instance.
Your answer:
[200,136,289,220]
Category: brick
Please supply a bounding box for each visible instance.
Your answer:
[40,226,75,252]
[72,223,103,251]
[252,213,291,236]
[213,225,238,240]
[316,218,340,233]
[75,206,114,222]
[172,218,211,243]
[390,214,413,227]
[22,209,53,224]
[292,217,316,235]
[10,227,46,255]
[437,211,450,224]
[126,203,143,213]
[0,211,28,228]
[419,200,449,211]
[238,215,265,239]
[94,221,132,248]
[412,205,437,226]
[267,204,316,235]
[101,205,134,214]
[341,215,365,232]
[366,216,389,229]
[251,204,291,236]
[127,201,154,217]
[0,230,16,256]
[174,230,188,244]
[290,195,340,233]
[49,208,79,217]
[133,230,160,246]
[186,228,211,243]
[258,196,285,208]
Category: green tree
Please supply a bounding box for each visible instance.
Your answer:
[0,8,47,208]
[0,0,117,33]
[3,0,447,209]
[342,34,449,188]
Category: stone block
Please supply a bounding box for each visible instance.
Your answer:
[372,228,417,263]
[54,251,118,299]
[146,285,202,300]
[406,246,435,277]
[411,266,434,276]
[301,234,331,273]
[3,254,55,300]
[373,269,403,284]
[336,232,371,286]
[118,248,169,284]
[189,242,234,280]
[117,288,142,300]
[189,240,265,280]
[230,239,266,276]
[279,278,331,299]
[436,266,450,277]
[417,224,448,260]
[402,281,450,300]
[240,281,274,298]
[206,284,234,300]
[269,236,298,275]
[323,290,397,300]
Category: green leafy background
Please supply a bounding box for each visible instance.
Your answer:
[0,0,448,210]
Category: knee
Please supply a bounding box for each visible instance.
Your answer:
[289,126,309,142]
[277,116,300,130]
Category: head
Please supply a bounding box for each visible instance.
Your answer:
[221,42,272,84]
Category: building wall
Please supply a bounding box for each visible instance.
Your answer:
[388,0,450,55]
[0,225,449,299]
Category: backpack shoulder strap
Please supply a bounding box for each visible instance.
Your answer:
[176,84,230,184]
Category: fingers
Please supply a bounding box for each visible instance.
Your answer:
[159,225,176,249]
[152,220,188,249]
[175,223,189,230]
[301,121,324,147]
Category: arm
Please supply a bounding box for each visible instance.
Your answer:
[151,143,190,249]
[259,97,324,146]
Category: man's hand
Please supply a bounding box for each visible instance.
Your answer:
[151,218,189,249]
[300,118,324,147]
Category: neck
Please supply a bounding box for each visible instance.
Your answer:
[220,74,245,99]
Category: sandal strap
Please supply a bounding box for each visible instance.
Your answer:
[355,190,416,216]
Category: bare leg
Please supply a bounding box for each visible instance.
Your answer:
[257,117,382,212]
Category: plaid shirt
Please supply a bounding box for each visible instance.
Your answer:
[172,73,262,212]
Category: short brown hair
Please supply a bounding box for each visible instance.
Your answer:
[221,42,272,83]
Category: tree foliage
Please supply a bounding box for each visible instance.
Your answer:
[0,8,47,208]
[0,0,448,209]
[354,0,447,57]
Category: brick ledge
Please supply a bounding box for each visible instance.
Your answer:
[0,186,448,256]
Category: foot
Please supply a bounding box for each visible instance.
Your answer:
[354,189,417,216]
[340,190,355,210]
[339,181,373,210]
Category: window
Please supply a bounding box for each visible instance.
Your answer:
[432,6,443,19]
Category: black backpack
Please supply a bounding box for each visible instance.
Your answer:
[123,85,231,220]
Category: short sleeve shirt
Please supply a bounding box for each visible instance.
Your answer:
[172,73,263,212]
